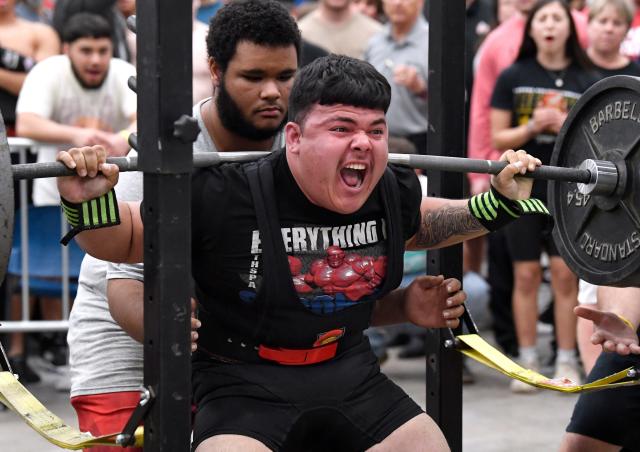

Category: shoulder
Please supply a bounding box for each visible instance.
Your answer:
[367,26,389,47]
[500,59,534,79]
[353,12,382,32]
[623,61,640,76]
[387,164,421,197]
[109,58,136,76]
[483,16,522,47]
[193,162,248,191]
[29,54,67,74]
[29,20,59,40]
[297,10,320,28]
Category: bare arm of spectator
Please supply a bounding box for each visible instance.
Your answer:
[108,276,201,351]
[107,276,144,342]
[91,115,137,157]
[16,112,115,147]
[0,70,26,96]
[33,23,62,61]
[0,22,60,96]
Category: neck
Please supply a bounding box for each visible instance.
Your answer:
[537,51,570,70]
[204,99,276,152]
[587,47,628,69]
[319,4,352,23]
[391,16,418,41]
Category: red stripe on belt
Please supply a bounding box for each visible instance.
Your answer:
[258,342,338,365]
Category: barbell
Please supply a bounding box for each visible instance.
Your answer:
[1,75,640,288]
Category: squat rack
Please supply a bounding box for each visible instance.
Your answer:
[137,1,466,450]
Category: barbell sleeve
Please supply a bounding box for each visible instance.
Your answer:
[10,151,595,185]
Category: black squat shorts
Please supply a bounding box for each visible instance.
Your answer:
[566,351,640,451]
[191,341,423,451]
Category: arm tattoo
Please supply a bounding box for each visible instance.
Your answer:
[415,205,485,248]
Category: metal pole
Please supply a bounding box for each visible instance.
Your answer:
[425,1,466,451]
[137,2,193,450]
[19,146,28,322]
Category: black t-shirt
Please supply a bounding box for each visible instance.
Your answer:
[594,60,640,78]
[191,150,422,348]
[491,58,596,199]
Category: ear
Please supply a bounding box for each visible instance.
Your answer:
[63,43,70,55]
[285,122,302,154]
[208,57,221,87]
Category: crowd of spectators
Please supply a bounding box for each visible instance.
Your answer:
[1,0,639,450]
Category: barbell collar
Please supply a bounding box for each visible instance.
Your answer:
[11,151,603,188]
[576,159,618,196]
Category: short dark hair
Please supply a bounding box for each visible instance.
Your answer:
[289,55,391,126]
[62,12,112,44]
[206,0,301,72]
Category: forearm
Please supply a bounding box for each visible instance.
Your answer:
[17,113,84,143]
[74,201,143,263]
[406,198,487,250]
[371,287,407,326]
[492,124,532,151]
[598,286,640,329]
[0,68,26,96]
[107,278,144,343]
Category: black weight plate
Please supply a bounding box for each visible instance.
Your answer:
[550,75,640,287]
[0,111,14,284]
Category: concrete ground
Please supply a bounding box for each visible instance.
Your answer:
[0,326,579,452]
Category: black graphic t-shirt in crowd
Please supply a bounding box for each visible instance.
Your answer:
[491,58,596,199]
[191,150,422,349]
[594,60,640,79]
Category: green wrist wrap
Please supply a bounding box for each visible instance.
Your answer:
[60,189,120,245]
[468,185,549,232]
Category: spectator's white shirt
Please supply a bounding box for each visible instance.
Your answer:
[16,54,136,205]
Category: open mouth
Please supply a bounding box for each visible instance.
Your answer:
[340,163,367,189]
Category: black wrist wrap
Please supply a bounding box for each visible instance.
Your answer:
[468,185,550,232]
[60,189,120,245]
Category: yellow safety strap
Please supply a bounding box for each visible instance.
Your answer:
[457,334,640,393]
[0,371,143,449]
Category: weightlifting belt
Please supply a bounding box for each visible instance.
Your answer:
[258,342,338,365]
[196,315,364,365]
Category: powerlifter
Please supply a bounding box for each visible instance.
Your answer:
[55,55,542,451]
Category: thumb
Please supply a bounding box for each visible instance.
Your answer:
[574,305,606,324]
[99,162,120,186]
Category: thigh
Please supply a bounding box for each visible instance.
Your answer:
[566,352,640,449]
[195,434,272,452]
[366,413,449,452]
[504,216,544,262]
[191,364,297,451]
[339,367,424,448]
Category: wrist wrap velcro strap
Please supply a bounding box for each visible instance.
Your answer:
[60,189,120,245]
[468,185,549,232]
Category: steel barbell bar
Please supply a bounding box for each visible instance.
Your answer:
[10,152,619,196]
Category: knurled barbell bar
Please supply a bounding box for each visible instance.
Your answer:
[8,151,619,197]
